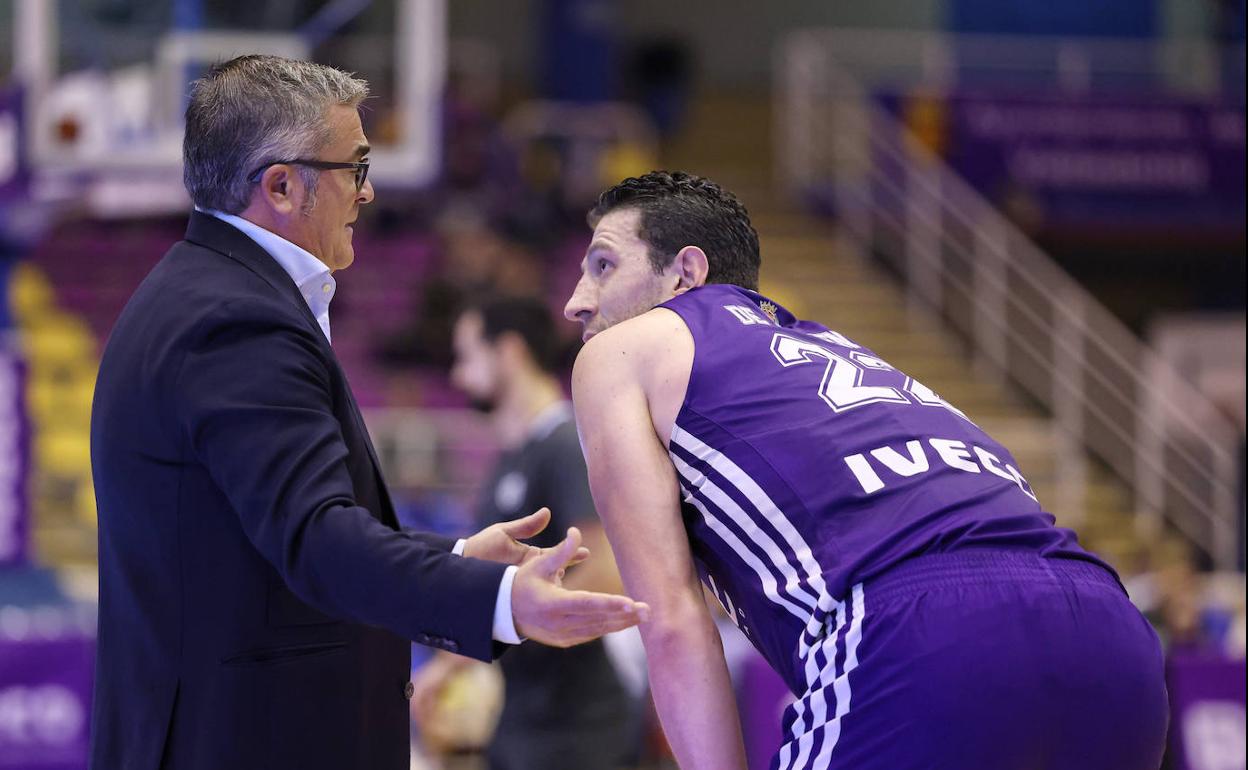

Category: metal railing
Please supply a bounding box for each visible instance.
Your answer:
[774,28,1245,98]
[778,30,1243,569]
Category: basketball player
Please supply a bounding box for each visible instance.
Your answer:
[565,171,1168,769]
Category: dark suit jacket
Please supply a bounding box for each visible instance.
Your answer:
[89,212,507,770]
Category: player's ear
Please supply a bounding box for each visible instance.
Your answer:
[672,245,709,294]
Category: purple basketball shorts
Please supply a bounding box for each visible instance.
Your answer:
[772,549,1168,770]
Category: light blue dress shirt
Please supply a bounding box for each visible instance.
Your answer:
[201,208,521,645]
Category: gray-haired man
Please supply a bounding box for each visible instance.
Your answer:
[89,55,647,770]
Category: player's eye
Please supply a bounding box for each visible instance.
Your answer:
[597,258,611,273]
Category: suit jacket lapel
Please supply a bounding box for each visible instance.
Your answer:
[184,211,328,350]
[183,211,398,527]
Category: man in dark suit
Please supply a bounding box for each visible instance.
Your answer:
[88,55,647,770]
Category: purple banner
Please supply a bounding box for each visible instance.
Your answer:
[1167,654,1247,770]
[0,605,95,770]
[880,90,1247,238]
[0,346,28,567]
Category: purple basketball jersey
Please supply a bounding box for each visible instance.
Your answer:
[658,284,1112,695]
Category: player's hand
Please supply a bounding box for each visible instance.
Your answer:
[510,526,650,648]
[462,507,590,567]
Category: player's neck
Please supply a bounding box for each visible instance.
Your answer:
[493,371,564,448]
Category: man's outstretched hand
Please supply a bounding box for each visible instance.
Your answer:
[463,508,648,646]
[462,507,589,567]
[510,526,650,648]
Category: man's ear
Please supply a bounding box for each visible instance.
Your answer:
[671,245,709,294]
[257,164,298,216]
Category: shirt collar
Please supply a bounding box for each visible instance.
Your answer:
[199,208,337,342]
[198,208,335,299]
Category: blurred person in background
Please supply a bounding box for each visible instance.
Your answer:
[566,170,1168,770]
[1137,542,1239,656]
[376,207,545,371]
[412,295,638,770]
[89,55,646,770]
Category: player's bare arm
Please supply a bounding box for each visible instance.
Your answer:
[572,308,748,770]
[561,521,624,594]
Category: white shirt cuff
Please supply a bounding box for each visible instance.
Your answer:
[492,566,522,644]
[453,540,521,644]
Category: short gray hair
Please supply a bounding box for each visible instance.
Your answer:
[183,55,369,214]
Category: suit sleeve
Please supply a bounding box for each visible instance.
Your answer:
[406,531,457,552]
[174,300,505,660]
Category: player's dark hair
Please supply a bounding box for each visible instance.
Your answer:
[469,296,561,375]
[588,170,761,291]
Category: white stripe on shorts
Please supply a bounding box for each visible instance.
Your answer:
[778,583,866,770]
[811,583,866,769]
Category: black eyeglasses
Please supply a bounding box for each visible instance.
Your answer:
[248,159,370,191]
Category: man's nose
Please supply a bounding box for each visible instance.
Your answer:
[358,179,375,204]
[564,279,594,322]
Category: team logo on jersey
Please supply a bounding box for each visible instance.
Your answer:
[758,301,779,324]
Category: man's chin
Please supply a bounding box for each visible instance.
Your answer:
[333,246,355,271]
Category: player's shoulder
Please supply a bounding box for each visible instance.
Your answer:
[606,304,691,347]
[573,307,694,436]
[574,306,692,377]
